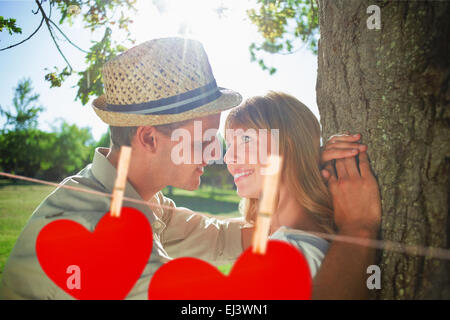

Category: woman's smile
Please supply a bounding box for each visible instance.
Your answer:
[233,169,255,183]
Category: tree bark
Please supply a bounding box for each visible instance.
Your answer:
[316,0,449,299]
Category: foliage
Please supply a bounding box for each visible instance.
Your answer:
[95,129,111,149]
[0,16,22,35]
[200,136,235,190]
[0,122,96,182]
[49,0,136,102]
[0,78,44,131]
[0,79,101,181]
[1,0,320,101]
[43,120,95,181]
[1,0,137,105]
[0,129,55,179]
[76,28,127,104]
[88,128,111,160]
[201,164,235,191]
[44,66,72,88]
[247,0,319,74]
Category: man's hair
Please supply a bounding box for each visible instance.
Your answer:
[109,119,194,150]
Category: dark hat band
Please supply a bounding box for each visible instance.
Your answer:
[104,80,222,115]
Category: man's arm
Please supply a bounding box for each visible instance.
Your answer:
[159,202,245,265]
[312,228,377,299]
[313,150,382,299]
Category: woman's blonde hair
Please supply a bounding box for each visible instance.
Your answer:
[225,91,336,234]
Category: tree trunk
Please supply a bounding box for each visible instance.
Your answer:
[316,0,449,299]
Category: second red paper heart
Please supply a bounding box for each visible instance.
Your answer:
[148,240,312,300]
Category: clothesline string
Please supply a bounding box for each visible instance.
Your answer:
[1,171,450,261]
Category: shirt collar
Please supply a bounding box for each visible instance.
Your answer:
[91,147,116,192]
[91,147,157,222]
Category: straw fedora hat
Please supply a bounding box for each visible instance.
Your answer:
[92,37,242,126]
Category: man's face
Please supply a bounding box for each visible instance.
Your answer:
[157,114,221,191]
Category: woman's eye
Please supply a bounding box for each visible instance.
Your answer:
[242,135,251,143]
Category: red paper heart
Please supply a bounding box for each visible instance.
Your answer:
[148,240,312,300]
[36,207,152,300]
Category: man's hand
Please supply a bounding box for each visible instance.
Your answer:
[312,149,381,300]
[322,150,381,234]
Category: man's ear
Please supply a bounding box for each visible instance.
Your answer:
[136,126,158,153]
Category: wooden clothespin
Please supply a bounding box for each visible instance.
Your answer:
[252,155,283,255]
[110,146,132,218]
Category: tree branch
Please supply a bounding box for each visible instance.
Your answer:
[0,16,44,51]
[48,19,88,53]
[35,0,73,71]
[31,0,42,14]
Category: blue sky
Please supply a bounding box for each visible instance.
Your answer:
[0,0,319,141]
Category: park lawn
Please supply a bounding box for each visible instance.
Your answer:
[162,186,242,216]
[0,181,241,283]
[0,182,56,283]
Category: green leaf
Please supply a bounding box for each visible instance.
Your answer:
[247,0,319,74]
[44,66,72,88]
[0,16,22,35]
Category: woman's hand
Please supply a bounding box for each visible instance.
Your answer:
[320,133,367,165]
[322,151,381,235]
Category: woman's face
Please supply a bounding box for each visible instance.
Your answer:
[224,126,273,199]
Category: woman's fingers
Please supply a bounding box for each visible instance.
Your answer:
[321,169,330,180]
[327,133,361,143]
[324,141,367,151]
[321,133,366,163]
[321,162,337,185]
[321,146,362,163]
[322,132,370,179]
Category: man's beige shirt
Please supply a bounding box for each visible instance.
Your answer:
[0,148,244,299]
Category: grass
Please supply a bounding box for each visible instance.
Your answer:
[0,180,56,283]
[0,180,241,283]
[162,186,241,216]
